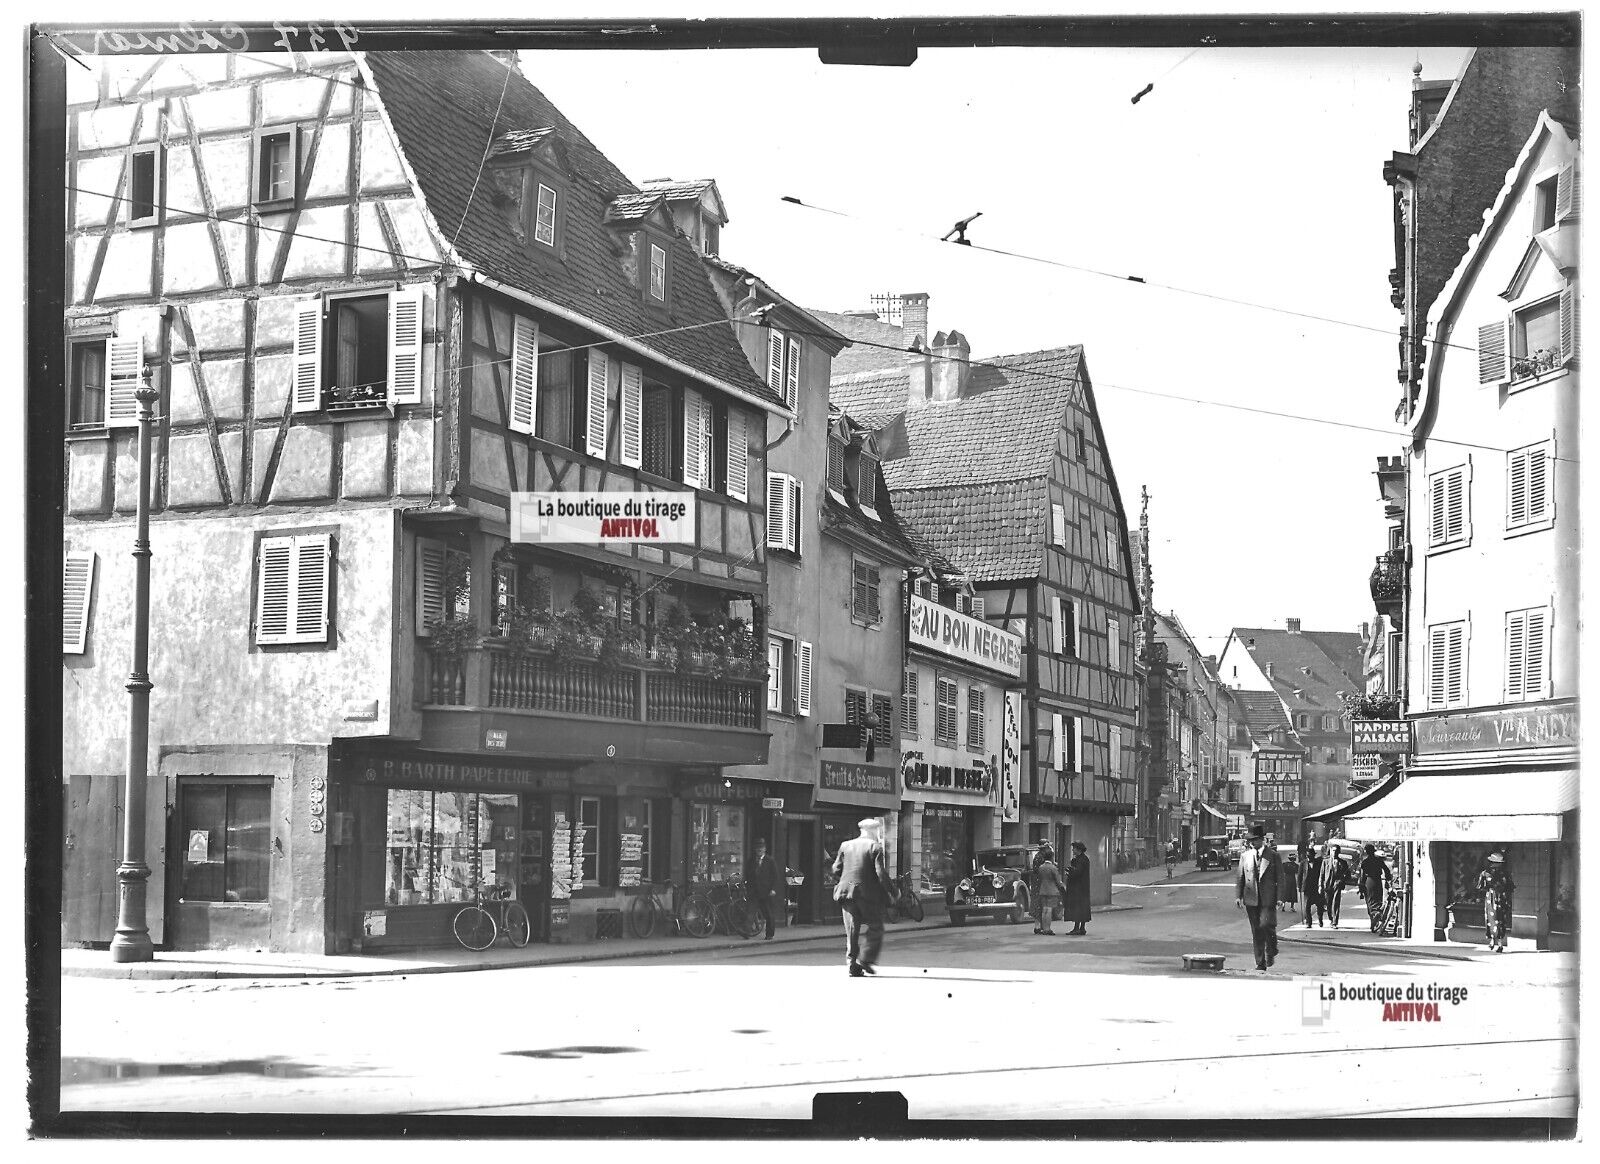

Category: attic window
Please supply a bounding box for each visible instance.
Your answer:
[858,453,878,511]
[534,183,558,247]
[1535,174,1559,232]
[649,242,667,302]
[254,126,299,207]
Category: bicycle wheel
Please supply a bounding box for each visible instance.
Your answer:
[728,896,761,939]
[906,891,925,923]
[502,901,531,948]
[680,892,715,938]
[629,892,659,939]
[453,906,497,951]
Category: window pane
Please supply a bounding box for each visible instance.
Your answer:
[225,784,272,903]
[386,788,431,905]
[689,802,711,883]
[537,350,574,447]
[1519,297,1561,357]
[72,343,106,426]
[432,791,474,902]
[535,183,557,245]
[329,297,388,395]
[180,787,227,902]
[642,384,673,476]
[711,804,744,882]
[130,150,156,219]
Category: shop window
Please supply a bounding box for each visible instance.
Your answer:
[578,795,601,885]
[689,801,748,884]
[966,687,985,750]
[255,126,299,207]
[290,288,425,412]
[128,144,161,227]
[935,677,958,745]
[920,806,967,891]
[381,789,519,905]
[178,779,271,903]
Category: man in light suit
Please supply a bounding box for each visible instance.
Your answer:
[831,817,896,977]
[1235,823,1282,971]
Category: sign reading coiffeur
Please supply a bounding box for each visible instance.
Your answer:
[907,593,1023,677]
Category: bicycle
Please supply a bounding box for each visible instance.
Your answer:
[1374,887,1404,936]
[628,881,686,939]
[681,879,760,939]
[887,871,925,923]
[451,883,531,951]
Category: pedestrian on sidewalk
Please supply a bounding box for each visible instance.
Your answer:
[1235,823,1281,970]
[750,837,782,940]
[1302,845,1326,928]
[1165,839,1179,879]
[1280,849,1300,913]
[1476,849,1515,953]
[1319,844,1350,928]
[1062,841,1092,935]
[831,817,896,977]
[1032,844,1065,934]
[1357,844,1392,931]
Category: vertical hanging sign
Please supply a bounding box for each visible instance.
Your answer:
[1001,692,1022,823]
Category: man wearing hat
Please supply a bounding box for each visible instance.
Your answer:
[831,817,897,976]
[1235,823,1282,970]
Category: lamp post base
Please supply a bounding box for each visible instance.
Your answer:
[109,863,154,963]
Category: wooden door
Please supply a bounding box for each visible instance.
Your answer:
[63,773,167,944]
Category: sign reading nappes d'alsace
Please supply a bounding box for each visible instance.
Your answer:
[907,593,1023,677]
[511,492,696,544]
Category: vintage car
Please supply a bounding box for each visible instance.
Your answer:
[947,845,1038,925]
[1196,835,1238,871]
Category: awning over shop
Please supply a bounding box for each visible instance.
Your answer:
[1199,802,1227,821]
[1345,769,1577,843]
[1302,774,1400,824]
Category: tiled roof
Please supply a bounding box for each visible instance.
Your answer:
[880,348,1083,491]
[831,368,911,428]
[487,127,555,159]
[1234,627,1364,712]
[604,191,666,226]
[810,310,922,377]
[822,491,921,565]
[639,177,717,201]
[1231,691,1301,746]
[362,51,775,406]
[890,479,1049,582]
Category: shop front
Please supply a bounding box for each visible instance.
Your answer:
[810,759,899,923]
[902,754,1000,906]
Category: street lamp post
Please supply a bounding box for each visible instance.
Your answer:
[109,378,160,963]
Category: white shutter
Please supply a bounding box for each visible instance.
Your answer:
[416,539,447,637]
[105,336,143,428]
[292,534,331,642]
[796,640,813,716]
[1052,712,1065,770]
[972,594,985,620]
[767,329,784,396]
[387,286,425,405]
[765,472,789,550]
[1072,598,1084,658]
[62,551,96,654]
[291,299,322,413]
[508,316,538,435]
[1109,726,1122,779]
[725,407,748,501]
[586,352,610,459]
[1527,444,1549,522]
[1555,162,1578,222]
[1525,608,1548,699]
[256,537,295,644]
[1072,716,1083,773]
[1049,595,1062,654]
[1445,466,1468,543]
[1477,321,1508,384]
[1050,503,1066,546]
[789,477,803,556]
[1427,624,1449,707]
[1560,285,1576,363]
[786,337,800,409]
[618,362,643,467]
[682,388,705,488]
[1108,617,1120,670]
[1444,623,1466,707]
[1505,610,1528,701]
[1507,449,1530,527]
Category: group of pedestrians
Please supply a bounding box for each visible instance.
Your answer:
[1028,841,1091,936]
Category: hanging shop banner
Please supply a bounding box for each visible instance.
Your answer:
[510,492,696,544]
[907,593,1023,677]
[1350,720,1413,754]
[1001,692,1022,823]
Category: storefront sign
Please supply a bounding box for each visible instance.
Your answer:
[510,491,697,544]
[1001,692,1022,823]
[345,753,539,790]
[819,761,895,795]
[903,759,994,796]
[1351,720,1412,753]
[907,593,1023,677]
[186,830,209,863]
[1353,813,1564,843]
[761,797,784,810]
[1413,703,1580,755]
[676,778,764,802]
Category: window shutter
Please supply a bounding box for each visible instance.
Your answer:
[508,316,539,435]
[416,539,447,636]
[1050,503,1066,546]
[725,407,747,501]
[1049,595,1062,654]
[902,669,918,734]
[1528,445,1549,523]
[616,362,643,467]
[1507,449,1529,527]
[1505,610,1527,701]
[765,472,790,550]
[586,352,610,459]
[256,537,295,644]
[1555,162,1578,222]
[1072,598,1083,658]
[387,286,425,405]
[1110,726,1122,779]
[1560,285,1576,363]
[1447,466,1468,543]
[789,477,803,556]
[682,387,705,487]
[972,594,985,620]
[1108,617,1120,670]
[292,534,332,642]
[291,299,322,413]
[1477,321,1507,384]
[1526,608,1548,699]
[105,336,143,428]
[1072,717,1083,773]
[796,640,813,716]
[1445,623,1466,706]
[869,565,881,624]
[1429,474,1447,545]
[1427,624,1448,707]
[767,329,785,396]
[62,551,96,654]
[786,338,800,409]
[1052,712,1065,770]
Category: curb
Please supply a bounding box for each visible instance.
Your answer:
[1276,934,1465,961]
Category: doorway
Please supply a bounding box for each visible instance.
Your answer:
[786,818,816,923]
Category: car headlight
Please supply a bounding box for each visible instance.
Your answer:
[959,878,973,893]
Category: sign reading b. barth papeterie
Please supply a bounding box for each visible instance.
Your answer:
[511,492,696,544]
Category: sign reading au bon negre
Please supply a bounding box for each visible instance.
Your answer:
[1350,720,1413,754]
[907,593,1023,677]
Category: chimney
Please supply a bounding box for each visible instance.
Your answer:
[1286,618,1301,634]
[931,329,971,400]
[901,292,929,348]
[907,346,933,409]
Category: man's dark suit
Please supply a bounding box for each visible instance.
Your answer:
[831,834,895,973]
[1236,841,1282,969]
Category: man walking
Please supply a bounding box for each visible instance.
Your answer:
[831,817,896,977]
[1235,824,1281,970]
[750,837,782,940]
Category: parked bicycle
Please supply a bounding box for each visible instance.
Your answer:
[1374,887,1405,936]
[680,879,760,939]
[452,882,531,951]
[628,881,694,939]
[887,871,925,923]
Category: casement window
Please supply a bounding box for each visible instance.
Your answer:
[852,558,882,625]
[1105,530,1118,570]
[255,533,332,646]
[966,688,986,751]
[765,328,800,410]
[1506,440,1554,532]
[1050,503,1067,547]
[534,182,558,247]
[1227,753,1240,774]
[291,288,425,413]
[254,126,299,207]
[1051,712,1082,773]
[416,539,471,636]
[765,472,803,554]
[1426,620,1468,710]
[1426,463,1471,551]
[871,695,894,748]
[901,669,919,735]
[178,779,272,903]
[641,381,675,478]
[1107,617,1121,672]
[767,633,793,714]
[128,144,161,228]
[648,242,668,303]
[1049,594,1081,657]
[1480,288,1577,386]
[578,795,601,885]
[1109,725,1123,779]
[63,550,97,654]
[935,677,959,745]
[1504,606,1550,702]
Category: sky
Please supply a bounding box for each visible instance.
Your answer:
[511,37,1473,656]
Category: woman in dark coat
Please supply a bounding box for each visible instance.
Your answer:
[1279,850,1300,912]
[1477,850,1515,952]
[1062,841,1092,935]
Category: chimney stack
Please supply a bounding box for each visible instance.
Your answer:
[1286,618,1301,634]
[901,292,929,348]
[931,329,971,401]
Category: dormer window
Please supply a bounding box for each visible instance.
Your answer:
[1535,174,1560,232]
[827,438,846,493]
[857,453,878,511]
[649,242,667,302]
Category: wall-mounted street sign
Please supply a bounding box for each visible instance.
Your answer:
[1350,720,1413,754]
